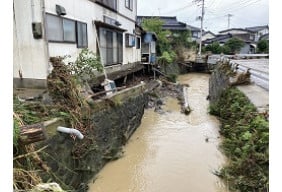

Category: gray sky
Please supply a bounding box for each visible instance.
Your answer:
[137,0,269,33]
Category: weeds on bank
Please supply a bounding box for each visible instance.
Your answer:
[210,88,269,192]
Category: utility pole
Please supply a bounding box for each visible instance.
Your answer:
[194,0,205,55]
[227,14,233,29]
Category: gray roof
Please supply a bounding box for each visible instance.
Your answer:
[137,16,199,31]
[203,31,216,36]
[219,28,254,34]
[259,33,269,41]
[186,24,201,32]
[204,33,253,44]
[246,25,269,32]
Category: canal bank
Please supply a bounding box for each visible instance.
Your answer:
[209,63,269,191]
[88,73,228,192]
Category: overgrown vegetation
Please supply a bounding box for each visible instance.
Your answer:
[141,17,171,55]
[13,48,105,191]
[257,39,269,53]
[210,88,269,191]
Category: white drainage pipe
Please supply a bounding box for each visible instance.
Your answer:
[57,126,84,140]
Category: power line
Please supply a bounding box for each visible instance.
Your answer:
[161,1,195,15]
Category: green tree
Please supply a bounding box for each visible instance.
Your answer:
[224,37,244,54]
[171,30,192,48]
[141,18,171,54]
[257,39,269,53]
[204,42,222,54]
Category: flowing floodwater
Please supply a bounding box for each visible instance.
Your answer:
[88,73,228,192]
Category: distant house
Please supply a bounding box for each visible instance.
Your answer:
[246,25,269,42]
[203,33,256,54]
[186,24,201,41]
[136,16,202,41]
[204,26,270,54]
[259,33,269,41]
[14,0,142,88]
[202,31,216,42]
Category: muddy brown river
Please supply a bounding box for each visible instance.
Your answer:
[88,73,228,192]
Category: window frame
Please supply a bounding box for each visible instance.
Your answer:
[136,37,141,49]
[95,0,118,12]
[76,21,88,48]
[62,18,76,43]
[46,13,76,43]
[98,27,123,66]
[125,0,133,10]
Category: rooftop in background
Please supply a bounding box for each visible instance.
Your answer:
[219,25,269,34]
[219,28,254,34]
[245,25,269,32]
[136,16,201,32]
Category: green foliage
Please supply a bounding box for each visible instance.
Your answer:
[171,30,193,48]
[204,42,222,54]
[158,51,176,64]
[224,37,244,54]
[13,119,20,146]
[257,39,269,53]
[70,48,103,82]
[210,87,269,191]
[141,18,171,54]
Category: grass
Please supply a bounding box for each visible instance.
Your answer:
[210,87,269,191]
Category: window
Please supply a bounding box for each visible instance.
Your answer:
[46,13,88,47]
[46,14,63,41]
[63,19,76,42]
[125,0,133,10]
[192,31,199,38]
[77,22,88,48]
[136,37,141,49]
[46,14,76,43]
[99,27,123,66]
[125,33,135,47]
[96,0,117,11]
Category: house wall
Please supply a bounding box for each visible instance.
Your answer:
[202,33,215,41]
[45,0,140,64]
[14,0,141,88]
[254,28,269,42]
[13,0,49,88]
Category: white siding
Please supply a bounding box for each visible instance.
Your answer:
[13,0,49,80]
[14,0,140,85]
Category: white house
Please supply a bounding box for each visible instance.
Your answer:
[13,0,142,88]
[201,31,216,42]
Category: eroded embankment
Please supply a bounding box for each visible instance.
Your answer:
[209,63,269,191]
[13,57,151,192]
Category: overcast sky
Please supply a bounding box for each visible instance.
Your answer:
[137,0,269,33]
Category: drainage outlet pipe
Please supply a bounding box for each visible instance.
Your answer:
[57,126,84,140]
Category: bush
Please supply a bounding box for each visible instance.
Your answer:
[257,39,269,53]
[70,48,103,82]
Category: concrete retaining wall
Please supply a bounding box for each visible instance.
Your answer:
[209,64,230,104]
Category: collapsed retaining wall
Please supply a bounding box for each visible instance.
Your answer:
[37,84,149,191]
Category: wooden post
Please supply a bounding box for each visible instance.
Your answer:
[19,123,46,145]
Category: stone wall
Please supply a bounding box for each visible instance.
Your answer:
[209,64,230,104]
[38,84,148,191]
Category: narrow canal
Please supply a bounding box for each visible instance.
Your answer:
[88,73,228,192]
